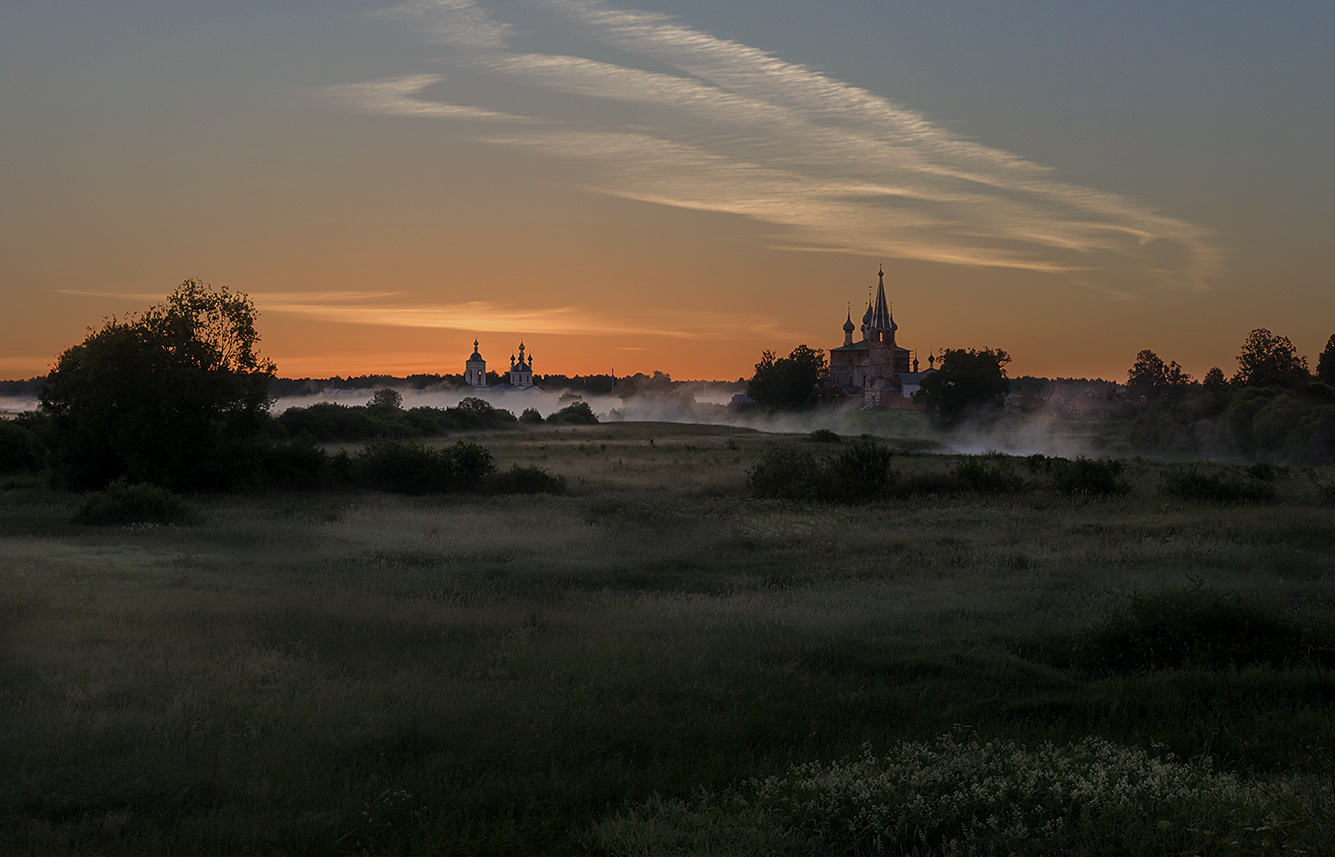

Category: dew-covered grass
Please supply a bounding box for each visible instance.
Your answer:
[1,424,1332,854]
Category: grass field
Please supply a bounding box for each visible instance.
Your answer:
[2,421,1333,854]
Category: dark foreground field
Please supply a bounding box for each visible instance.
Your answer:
[3,422,1333,855]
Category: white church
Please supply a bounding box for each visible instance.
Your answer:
[464,340,541,392]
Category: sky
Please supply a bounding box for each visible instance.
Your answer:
[2,1,1332,382]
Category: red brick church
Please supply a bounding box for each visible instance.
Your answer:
[825,267,934,408]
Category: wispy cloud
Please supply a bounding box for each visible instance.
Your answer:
[253,292,791,340]
[321,74,521,120]
[57,288,791,340]
[325,0,1222,290]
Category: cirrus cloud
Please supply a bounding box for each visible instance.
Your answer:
[323,0,1223,292]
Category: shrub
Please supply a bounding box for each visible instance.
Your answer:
[73,480,201,526]
[261,434,328,489]
[807,428,841,443]
[546,401,598,425]
[518,407,544,424]
[746,447,825,501]
[1159,466,1276,503]
[488,464,567,495]
[951,454,1027,494]
[1076,587,1330,673]
[823,437,894,502]
[747,438,893,503]
[354,439,496,494]
[1047,456,1128,496]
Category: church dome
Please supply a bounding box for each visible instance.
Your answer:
[842,312,855,333]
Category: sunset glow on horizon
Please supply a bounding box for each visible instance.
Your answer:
[3,1,1332,383]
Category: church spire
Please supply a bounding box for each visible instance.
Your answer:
[869,265,892,341]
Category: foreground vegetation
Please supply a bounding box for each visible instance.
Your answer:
[3,422,1334,855]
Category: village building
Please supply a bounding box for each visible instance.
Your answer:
[1043,383,1129,420]
[464,340,488,390]
[825,267,933,408]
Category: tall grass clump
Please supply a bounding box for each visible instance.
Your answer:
[594,735,1308,856]
[72,479,201,526]
[747,438,893,503]
[487,464,567,495]
[1077,587,1331,673]
[1159,465,1276,503]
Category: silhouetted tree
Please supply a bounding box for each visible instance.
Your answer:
[369,388,403,409]
[40,279,276,490]
[1202,366,1228,391]
[1126,350,1168,400]
[1127,349,1192,401]
[748,345,827,410]
[1317,334,1335,386]
[1234,328,1308,388]
[914,347,1011,428]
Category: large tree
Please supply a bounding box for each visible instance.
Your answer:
[41,279,276,490]
[914,347,1011,428]
[1126,349,1192,401]
[747,344,827,410]
[1317,334,1335,386]
[1233,328,1308,388]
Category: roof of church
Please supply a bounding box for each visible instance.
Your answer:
[867,267,897,333]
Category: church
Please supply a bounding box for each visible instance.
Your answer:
[825,267,933,408]
[463,339,541,392]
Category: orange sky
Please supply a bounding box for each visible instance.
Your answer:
[3,2,1332,383]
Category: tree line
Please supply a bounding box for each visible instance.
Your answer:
[1117,328,1335,463]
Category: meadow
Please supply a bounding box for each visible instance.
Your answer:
[2,421,1333,855]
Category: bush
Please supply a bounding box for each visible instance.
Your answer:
[1047,456,1128,496]
[951,454,1027,494]
[73,480,201,526]
[354,439,496,494]
[519,407,544,424]
[1159,466,1276,503]
[261,434,328,489]
[807,428,841,443]
[546,401,598,425]
[746,447,825,501]
[1077,587,1330,673]
[747,438,893,503]
[488,464,567,495]
[823,437,895,502]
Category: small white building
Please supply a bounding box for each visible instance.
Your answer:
[464,340,488,390]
